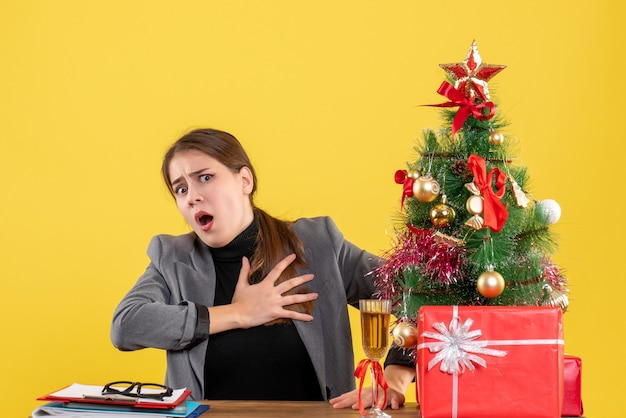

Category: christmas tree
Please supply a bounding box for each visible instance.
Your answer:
[375,41,569,349]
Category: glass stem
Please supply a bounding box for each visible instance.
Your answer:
[370,365,378,411]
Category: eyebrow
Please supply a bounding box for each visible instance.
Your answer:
[170,168,211,188]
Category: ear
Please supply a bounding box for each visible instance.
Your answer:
[239,166,254,194]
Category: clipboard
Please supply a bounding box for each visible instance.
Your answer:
[37,383,191,409]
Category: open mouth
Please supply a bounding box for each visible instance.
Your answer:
[195,212,214,230]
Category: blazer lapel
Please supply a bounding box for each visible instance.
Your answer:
[293,248,327,397]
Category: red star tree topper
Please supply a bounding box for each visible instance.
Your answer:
[439,40,506,101]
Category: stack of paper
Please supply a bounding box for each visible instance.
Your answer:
[33,383,209,418]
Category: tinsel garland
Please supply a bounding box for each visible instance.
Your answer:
[374,228,467,300]
[540,257,568,291]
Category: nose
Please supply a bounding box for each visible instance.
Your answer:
[186,186,203,205]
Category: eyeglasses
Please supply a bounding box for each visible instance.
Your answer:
[102,381,173,401]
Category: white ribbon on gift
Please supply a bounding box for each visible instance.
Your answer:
[417,306,565,418]
[418,311,508,374]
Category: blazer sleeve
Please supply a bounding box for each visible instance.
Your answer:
[110,235,209,352]
[301,217,416,369]
[331,224,384,307]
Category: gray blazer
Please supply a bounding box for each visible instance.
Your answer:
[111,216,383,400]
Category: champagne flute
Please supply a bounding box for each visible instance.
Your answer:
[359,299,392,418]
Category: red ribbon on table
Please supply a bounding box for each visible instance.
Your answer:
[467,154,508,233]
[426,81,496,138]
[394,169,414,210]
[354,358,388,416]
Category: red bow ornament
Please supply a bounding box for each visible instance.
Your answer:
[395,169,416,209]
[427,81,496,138]
[467,154,508,233]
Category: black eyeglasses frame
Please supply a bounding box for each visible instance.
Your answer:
[101,381,173,401]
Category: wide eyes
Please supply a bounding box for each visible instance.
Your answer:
[173,174,213,196]
[200,174,213,183]
[174,185,188,196]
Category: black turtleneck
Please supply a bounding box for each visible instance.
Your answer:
[210,218,257,306]
[203,217,322,401]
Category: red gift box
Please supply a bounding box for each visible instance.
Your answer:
[417,306,564,418]
[562,355,583,416]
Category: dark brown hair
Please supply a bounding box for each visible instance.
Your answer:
[162,128,313,321]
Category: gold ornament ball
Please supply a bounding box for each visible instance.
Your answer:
[489,130,505,146]
[430,203,456,228]
[477,270,505,298]
[392,322,418,349]
[413,175,440,202]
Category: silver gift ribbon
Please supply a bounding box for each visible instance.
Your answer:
[417,311,508,374]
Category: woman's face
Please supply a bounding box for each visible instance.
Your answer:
[168,150,255,248]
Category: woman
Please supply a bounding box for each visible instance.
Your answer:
[110,128,414,410]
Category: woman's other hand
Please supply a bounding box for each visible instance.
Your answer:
[329,364,414,410]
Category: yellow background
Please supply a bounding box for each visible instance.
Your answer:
[1,1,622,417]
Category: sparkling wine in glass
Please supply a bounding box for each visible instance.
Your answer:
[359,299,391,418]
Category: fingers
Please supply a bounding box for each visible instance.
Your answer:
[385,390,406,410]
[279,287,317,304]
[275,273,315,294]
[265,253,297,284]
[281,310,315,322]
[261,253,316,296]
[235,256,251,289]
[329,390,360,409]
[330,387,403,411]
[389,398,401,410]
